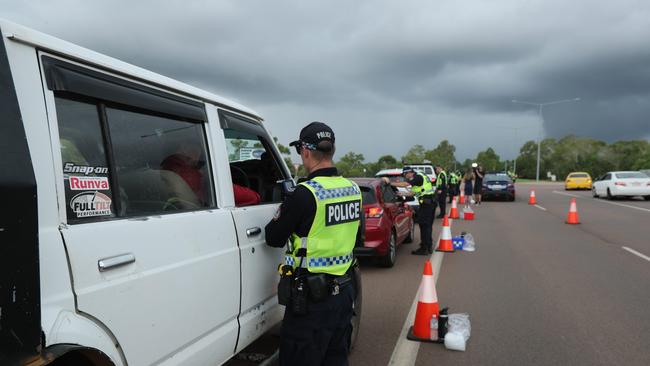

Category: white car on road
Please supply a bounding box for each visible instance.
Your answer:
[592,171,650,200]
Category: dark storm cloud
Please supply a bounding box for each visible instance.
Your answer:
[2,0,649,161]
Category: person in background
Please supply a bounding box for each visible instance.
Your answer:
[472,163,484,205]
[434,165,448,218]
[463,169,474,208]
[161,144,208,204]
[448,170,460,204]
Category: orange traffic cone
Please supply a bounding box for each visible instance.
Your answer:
[566,198,580,224]
[528,190,536,205]
[459,190,465,204]
[407,260,440,342]
[449,197,460,219]
[436,215,455,252]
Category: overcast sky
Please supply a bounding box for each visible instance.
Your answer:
[2,0,649,162]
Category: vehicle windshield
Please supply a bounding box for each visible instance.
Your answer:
[484,174,512,183]
[569,173,589,178]
[615,172,647,179]
[360,186,377,204]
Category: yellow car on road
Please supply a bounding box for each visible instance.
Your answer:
[565,172,593,190]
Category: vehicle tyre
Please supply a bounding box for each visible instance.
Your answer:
[404,222,415,244]
[607,188,613,200]
[509,195,515,202]
[349,263,363,354]
[379,231,397,268]
[592,188,598,198]
[644,195,650,201]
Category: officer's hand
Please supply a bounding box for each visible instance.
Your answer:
[382,177,390,184]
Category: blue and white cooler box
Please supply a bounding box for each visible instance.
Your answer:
[452,236,465,250]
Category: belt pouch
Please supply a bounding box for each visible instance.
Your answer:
[291,276,309,315]
[278,274,292,306]
[306,274,329,302]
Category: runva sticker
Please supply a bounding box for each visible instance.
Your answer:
[69,176,110,190]
[70,191,112,217]
[63,162,109,175]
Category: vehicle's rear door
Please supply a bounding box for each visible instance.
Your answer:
[40,54,241,366]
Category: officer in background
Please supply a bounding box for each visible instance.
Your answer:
[386,167,436,255]
[265,122,364,366]
[434,165,448,218]
[448,170,460,204]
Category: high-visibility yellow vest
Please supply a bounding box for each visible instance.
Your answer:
[285,176,362,275]
[411,172,435,203]
[436,170,447,188]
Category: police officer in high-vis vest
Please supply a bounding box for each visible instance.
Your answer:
[265,122,364,366]
[448,170,460,204]
[435,166,448,218]
[386,166,436,255]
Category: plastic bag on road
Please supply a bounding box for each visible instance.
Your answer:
[448,313,471,341]
[444,313,471,352]
[462,233,475,252]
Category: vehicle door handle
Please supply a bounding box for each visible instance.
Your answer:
[246,227,262,237]
[98,253,136,272]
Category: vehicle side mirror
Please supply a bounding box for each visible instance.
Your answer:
[279,179,296,199]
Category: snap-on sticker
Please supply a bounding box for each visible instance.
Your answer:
[70,191,112,218]
[69,176,110,191]
[63,162,109,175]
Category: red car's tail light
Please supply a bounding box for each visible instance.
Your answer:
[366,207,384,218]
[615,182,627,187]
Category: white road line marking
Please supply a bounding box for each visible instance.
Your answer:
[553,191,650,213]
[622,246,650,262]
[388,251,444,366]
[534,204,547,211]
[553,190,580,198]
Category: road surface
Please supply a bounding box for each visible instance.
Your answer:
[229,182,650,366]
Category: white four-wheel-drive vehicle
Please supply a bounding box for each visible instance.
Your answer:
[0,20,361,366]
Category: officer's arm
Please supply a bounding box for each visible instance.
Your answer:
[264,187,313,248]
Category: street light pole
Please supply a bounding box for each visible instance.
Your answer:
[512,98,580,182]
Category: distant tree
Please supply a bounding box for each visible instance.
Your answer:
[425,140,457,169]
[366,154,400,176]
[475,147,502,172]
[337,152,367,177]
[229,138,249,160]
[632,149,650,170]
[401,145,427,164]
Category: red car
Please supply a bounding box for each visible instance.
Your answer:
[351,178,415,267]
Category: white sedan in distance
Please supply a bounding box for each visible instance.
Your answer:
[592,171,650,200]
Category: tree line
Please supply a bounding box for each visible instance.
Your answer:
[276,137,650,180]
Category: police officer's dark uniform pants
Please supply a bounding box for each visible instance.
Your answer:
[417,200,435,251]
[280,281,355,366]
[437,190,447,217]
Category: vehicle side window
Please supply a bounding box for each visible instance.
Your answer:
[382,184,396,203]
[56,97,116,221]
[220,112,287,206]
[603,174,611,180]
[425,167,433,175]
[106,107,215,215]
[54,96,214,222]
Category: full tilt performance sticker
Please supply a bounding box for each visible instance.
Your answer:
[69,176,110,190]
[70,191,112,218]
[325,200,361,226]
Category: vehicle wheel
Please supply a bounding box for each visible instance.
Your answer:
[404,223,415,244]
[379,231,397,268]
[592,188,598,198]
[644,195,650,201]
[349,263,363,354]
[509,195,515,202]
[607,188,613,200]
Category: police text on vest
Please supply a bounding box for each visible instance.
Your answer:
[325,200,361,226]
